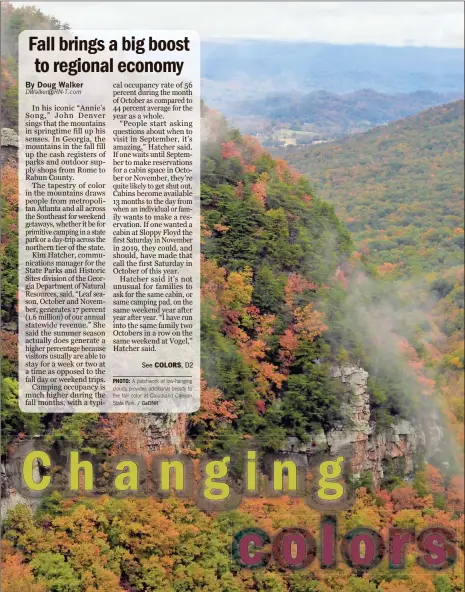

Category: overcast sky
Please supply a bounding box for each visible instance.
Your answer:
[16,2,464,48]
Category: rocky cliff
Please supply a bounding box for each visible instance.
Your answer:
[137,413,187,452]
[132,364,444,487]
[282,364,443,486]
[1,127,18,167]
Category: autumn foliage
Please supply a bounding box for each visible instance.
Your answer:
[1,8,464,590]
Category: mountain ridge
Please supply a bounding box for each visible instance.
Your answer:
[282,99,464,275]
[226,89,462,143]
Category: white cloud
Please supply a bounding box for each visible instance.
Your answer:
[14,2,465,48]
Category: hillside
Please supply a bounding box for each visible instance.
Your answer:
[283,100,464,276]
[281,100,464,466]
[227,89,460,144]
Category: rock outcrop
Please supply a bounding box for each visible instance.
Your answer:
[137,413,187,452]
[282,365,444,486]
[1,128,19,167]
[1,456,41,519]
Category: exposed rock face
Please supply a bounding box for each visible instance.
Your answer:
[283,365,443,487]
[1,127,19,167]
[1,128,18,147]
[136,413,187,452]
[1,459,41,519]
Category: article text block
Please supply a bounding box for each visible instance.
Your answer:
[18,30,201,413]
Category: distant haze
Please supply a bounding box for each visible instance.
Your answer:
[201,40,464,110]
[16,2,465,48]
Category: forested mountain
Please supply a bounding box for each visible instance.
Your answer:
[283,100,464,276]
[3,100,464,592]
[282,101,464,489]
[1,4,464,592]
[226,89,461,143]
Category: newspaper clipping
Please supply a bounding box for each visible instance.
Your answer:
[18,30,201,413]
